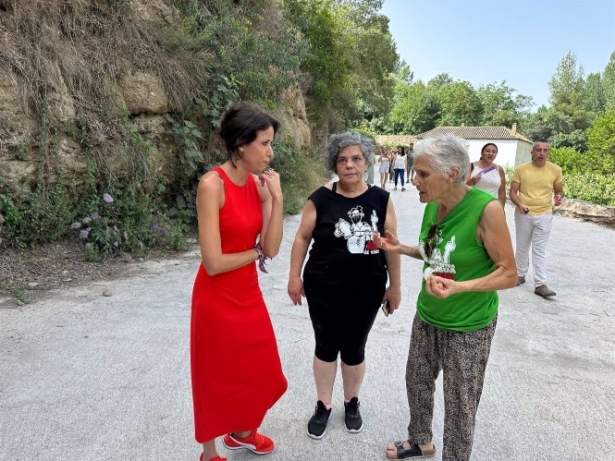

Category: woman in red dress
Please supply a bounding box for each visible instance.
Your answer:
[190,102,288,461]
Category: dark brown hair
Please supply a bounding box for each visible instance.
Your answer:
[219,101,280,167]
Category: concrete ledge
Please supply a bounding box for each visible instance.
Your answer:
[554,198,615,225]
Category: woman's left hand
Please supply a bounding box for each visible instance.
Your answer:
[425,275,459,298]
[382,284,401,314]
[259,169,282,201]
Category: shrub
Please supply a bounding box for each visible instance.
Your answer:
[0,184,74,248]
[564,173,615,206]
[70,187,187,261]
[271,143,328,215]
[549,147,586,175]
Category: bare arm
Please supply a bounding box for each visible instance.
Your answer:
[287,200,316,306]
[465,166,474,186]
[497,166,507,207]
[197,173,260,276]
[553,181,564,206]
[509,181,528,213]
[426,201,517,297]
[257,170,284,258]
[381,198,402,313]
[466,165,481,186]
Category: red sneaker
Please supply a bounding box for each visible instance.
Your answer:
[222,431,274,454]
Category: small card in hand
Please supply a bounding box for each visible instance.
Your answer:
[381,300,390,317]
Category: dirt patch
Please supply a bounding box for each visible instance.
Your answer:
[0,238,195,307]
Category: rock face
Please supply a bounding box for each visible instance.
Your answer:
[272,88,311,150]
[554,198,615,226]
[0,0,311,195]
[120,72,169,115]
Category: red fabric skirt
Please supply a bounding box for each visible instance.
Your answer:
[190,263,287,442]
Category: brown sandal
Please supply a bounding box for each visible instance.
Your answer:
[385,440,436,460]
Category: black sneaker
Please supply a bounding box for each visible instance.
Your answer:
[307,400,332,439]
[344,397,363,433]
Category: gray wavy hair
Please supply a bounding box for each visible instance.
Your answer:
[323,132,375,172]
[414,135,470,186]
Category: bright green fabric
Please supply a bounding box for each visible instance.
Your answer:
[416,188,498,332]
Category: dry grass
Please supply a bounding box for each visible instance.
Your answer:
[4,0,210,110]
[0,0,211,139]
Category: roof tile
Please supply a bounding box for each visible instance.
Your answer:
[416,126,531,143]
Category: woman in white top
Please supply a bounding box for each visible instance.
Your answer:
[393,146,408,191]
[466,143,506,206]
[378,148,391,188]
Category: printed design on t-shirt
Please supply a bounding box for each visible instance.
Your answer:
[334,206,380,255]
[420,229,457,280]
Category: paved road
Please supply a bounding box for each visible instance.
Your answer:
[1,179,614,461]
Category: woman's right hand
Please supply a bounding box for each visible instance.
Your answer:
[373,230,402,253]
[288,275,305,306]
[259,169,283,202]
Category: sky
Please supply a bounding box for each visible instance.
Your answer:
[380,0,615,110]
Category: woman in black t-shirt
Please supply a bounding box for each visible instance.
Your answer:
[287,132,401,440]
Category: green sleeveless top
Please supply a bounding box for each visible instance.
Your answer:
[416,188,498,331]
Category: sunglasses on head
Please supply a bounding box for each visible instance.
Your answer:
[424,224,439,259]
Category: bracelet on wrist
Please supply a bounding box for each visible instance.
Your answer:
[254,243,269,274]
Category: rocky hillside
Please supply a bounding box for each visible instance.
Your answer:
[0,0,310,195]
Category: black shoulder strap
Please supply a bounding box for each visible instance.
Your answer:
[469,162,473,173]
[332,181,337,192]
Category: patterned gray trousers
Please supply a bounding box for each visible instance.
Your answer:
[406,313,497,461]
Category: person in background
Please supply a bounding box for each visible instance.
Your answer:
[366,147,376,185]
[509,139,564,298]
[465,143,507,207]
[374,135,516,461]
[393,146,407,191]
[406,142,415,183]
[378,147,391,189]
[191,102,288,461]
[288,132,401,440]
[389,147,396,182]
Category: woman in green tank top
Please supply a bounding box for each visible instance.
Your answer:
[373,135,516,461]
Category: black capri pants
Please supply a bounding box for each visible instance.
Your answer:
[303,266,387,366]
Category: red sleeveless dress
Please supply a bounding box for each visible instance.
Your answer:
[190,167,287,443]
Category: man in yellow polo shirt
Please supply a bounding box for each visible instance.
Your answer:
[509,140,564,297]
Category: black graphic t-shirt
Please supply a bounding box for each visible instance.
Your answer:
[305,184,389,276]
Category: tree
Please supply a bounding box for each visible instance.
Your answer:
[476,81,533,127]
[585,110,615,174]
[389,81,440,134]
[584,72,606,114]
[549,146,585,175]
[285,0,398,125]
[434,81,483,126]
[394,59,414,84]
[546,52,593,147]
[427,73,454,90]
[551,130,588,153]
[603,51,615,111]
[347,6,398,117]
[520,106,565,142]
[549,52,586,108]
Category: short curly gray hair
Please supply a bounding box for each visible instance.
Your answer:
[322,132,375,172]
[414,135,470,186]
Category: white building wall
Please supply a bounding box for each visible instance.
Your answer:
[515,141,532,166]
